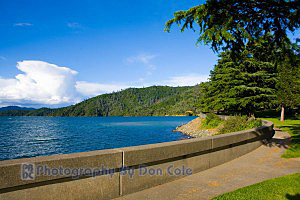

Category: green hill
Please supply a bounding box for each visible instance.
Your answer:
[0,86,201,116]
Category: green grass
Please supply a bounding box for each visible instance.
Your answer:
[212,173,300,200]
[261,117,300,158]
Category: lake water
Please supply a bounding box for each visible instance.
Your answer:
[0,116,196,161]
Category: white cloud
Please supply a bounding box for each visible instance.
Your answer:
[0,61,80,107]
[126,53,157,75]
[127,53,156,65]
[0,61,132,107]
[0,61,209,108]
[67,22,82,29]
[157,74,209,86]
[131,74,209,88]
[76,81,129,97]
[14,22,33,27]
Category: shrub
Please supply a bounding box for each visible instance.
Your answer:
[202,113,223,128]
[218,116,262,134]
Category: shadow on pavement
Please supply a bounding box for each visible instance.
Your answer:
[264,136,291,149]
[261,128,291,149]
[286,193,300,200]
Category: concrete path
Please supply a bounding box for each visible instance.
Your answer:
[114,130,300,200]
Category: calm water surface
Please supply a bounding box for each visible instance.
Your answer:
[0,116,196,160]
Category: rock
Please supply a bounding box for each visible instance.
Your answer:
[175,117,217,138]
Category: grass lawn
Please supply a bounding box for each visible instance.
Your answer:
[261,117,300,158]
[212,173,300,200]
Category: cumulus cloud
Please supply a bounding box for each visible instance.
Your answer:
[0,61,209,107]
[157,74,209,86]
[14,22,33,27]
[0,61,80,106]
[0,61,130,107]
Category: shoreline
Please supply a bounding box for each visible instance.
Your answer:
[0,115,196,117]
[174,117,217,138]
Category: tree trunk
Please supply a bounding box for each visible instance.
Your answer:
[280,103,285,122]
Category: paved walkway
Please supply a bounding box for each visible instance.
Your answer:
[115,130,300,200]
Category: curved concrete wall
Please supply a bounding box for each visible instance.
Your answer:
[0,120,273,200]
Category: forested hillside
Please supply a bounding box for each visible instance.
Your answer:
[0,86,201,116]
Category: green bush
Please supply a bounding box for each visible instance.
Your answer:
[203,113,223,128]
[218,116,262,134]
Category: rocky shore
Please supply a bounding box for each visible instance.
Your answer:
[174,117,217,138]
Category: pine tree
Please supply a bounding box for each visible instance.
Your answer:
[277,57,300,121]
[200,50,278,115]
[165,0,300,56]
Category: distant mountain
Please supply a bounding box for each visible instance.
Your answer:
[0,86,202,116]
[0,106,36,111]
[47,85,201,116]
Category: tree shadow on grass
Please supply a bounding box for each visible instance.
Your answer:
[280,124,300,147]
[286,193,300,200]
[280,124,300,137]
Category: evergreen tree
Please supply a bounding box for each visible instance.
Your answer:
[0,86,203,116]
[247,34,300,121]
[277,56,300,121]
[200,51,278,115]
[165,0,300,56]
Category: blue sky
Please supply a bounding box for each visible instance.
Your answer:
[0,0,218,107]
[1,0,299,108]
[0,0,214,81]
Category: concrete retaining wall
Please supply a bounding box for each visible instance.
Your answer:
[0,120,273,200]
